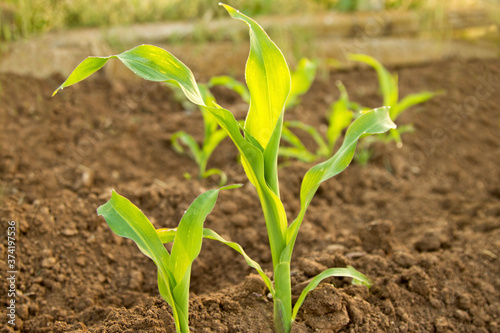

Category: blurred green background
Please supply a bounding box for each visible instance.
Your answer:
[1,0,494,41]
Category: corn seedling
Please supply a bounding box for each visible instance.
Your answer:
[53,4,396,332]
[170,83,228,185]
[349,54,441,148]
[280,80,365,163]
[96,185,240,333]
[208,75,251,103]
[286,57,318,108]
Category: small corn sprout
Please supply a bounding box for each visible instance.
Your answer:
[170,83,228,185]
[97,185,240,332]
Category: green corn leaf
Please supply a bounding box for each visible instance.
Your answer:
[279,147,318,163]
[210,4,289,269]
[279,125,318,163]
[284,107,396,259]
[396,123,415,135]
[156,226,275,297]
[157,228,177,243]
[96,190,175,311]
[201,129,228,167]
[327,81,354,151]
[284,121,329,158]
[167,184,241,331]
[281,125,309,152]
[198,84,219,139]
[208,75,250,103]
[170,188,227,284]
[392,91,439,120]
[202,168,228,186]
[348,54,398,107]
[53,44,205,106]
[55,44,229,185]
[97,190,171,265]
[52,57,109,96]
[222,4,290,151]
[300,107,395,212]
[202,228,275,296]
[291,266,372,321]
[171,131,203,165]
[221,3,290,200]
[205,104,288,269]
[286,58,317,109]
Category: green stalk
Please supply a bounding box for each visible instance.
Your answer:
[274,261,292,332]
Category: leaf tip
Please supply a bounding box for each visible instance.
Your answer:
[96,189,118,216]
[220,3,237,15]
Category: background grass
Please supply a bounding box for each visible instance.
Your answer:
[1,0,479,41]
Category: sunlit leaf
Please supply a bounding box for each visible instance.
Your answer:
[285,107,396,257]
[222,4,290,150]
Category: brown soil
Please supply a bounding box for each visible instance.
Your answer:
[1,57,499,333]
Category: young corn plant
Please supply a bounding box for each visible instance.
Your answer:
[280,80,364,163]
[170,83,228,185]
[286,57,318,109]
[348,53,441,147]
[53,4,396,332]
[207,75,251,103]
[96,185,240,333]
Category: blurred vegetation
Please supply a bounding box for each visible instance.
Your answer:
[0,0,446,41]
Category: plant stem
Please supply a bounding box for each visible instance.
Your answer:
[274,261,292,333]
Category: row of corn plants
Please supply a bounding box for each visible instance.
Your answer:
[54,4,399,332]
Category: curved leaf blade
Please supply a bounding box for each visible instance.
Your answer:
[286,58,317,109]
[96,190,174,304]
[279,147,318,163]
[54,44,205,106]
[97,190,170,264]
[203,228,275,296]
[171,131,202,165]
[202,168,228,186]
[221,4,291,150]
[156,226,274,297]
[301,107,395,211]
[392,91,439,120]
[327,81,354,151]
[285,107,396,256]
[291,266,372,321]
[208,75,251,103]
[117,45,204,105]
[53,57,111,96]
[201,129,228,165]
[170,185,242,283]
[285,120,329,157]
[348,54,397,106]
[302,107,394,211]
